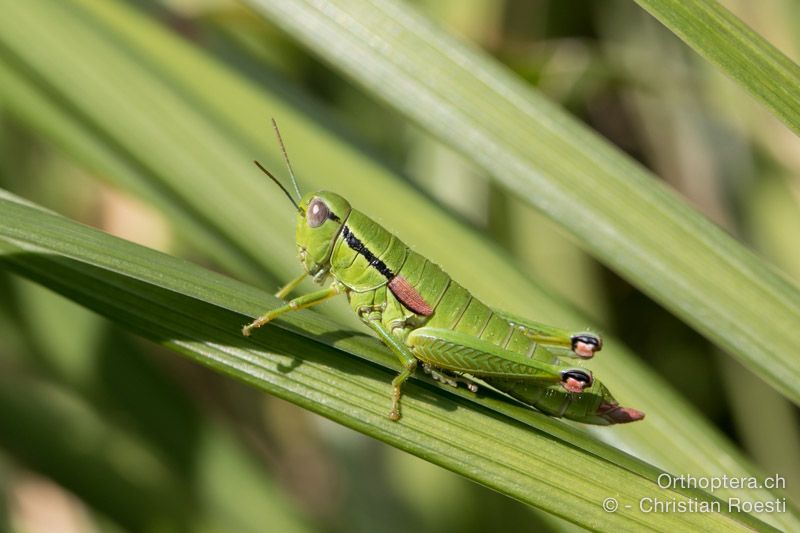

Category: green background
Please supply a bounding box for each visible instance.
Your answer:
[0,0,799,531]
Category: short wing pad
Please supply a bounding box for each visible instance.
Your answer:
[388,276,433,316]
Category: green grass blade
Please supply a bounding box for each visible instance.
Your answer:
[0,276,311,533]
[634,0,800,136]
[0,1,797,529]
[0,364,310,533]
[0,190,778,533]
[244,0,800,406]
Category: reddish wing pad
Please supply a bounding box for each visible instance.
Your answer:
[389,276,434,316]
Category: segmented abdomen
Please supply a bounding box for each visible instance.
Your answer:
[395,252,537,358]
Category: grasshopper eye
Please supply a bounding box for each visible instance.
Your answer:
[307,198,330,228]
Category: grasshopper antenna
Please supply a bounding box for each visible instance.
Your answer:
[271,118,302,201]
[253,160,301,212]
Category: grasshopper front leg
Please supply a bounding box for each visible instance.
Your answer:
[242,281,344,336]
[274,271,308,300]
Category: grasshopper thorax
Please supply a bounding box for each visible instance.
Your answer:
[296,191,352,279]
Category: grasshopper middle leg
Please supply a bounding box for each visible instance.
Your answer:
[364,315,418,421]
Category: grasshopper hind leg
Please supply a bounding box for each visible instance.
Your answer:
[493,310,602,359]
[408,327,592,392]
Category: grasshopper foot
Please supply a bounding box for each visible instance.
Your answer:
[389,386,402,421]
[242,317,268,337]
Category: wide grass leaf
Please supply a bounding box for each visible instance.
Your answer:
[0,190,779,533]
[0,1,797,529]
[634,0,800,137]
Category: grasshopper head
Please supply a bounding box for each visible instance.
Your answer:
[250,123,351,279]
[296,191,351,278]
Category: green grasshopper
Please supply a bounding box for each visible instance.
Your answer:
[243,121,644,425]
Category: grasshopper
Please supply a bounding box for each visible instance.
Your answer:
[243,121,644,425]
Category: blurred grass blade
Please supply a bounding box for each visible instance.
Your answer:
[0,372,187,531]
[0,278,311,533]
[0,1,798,530]
[244,0,800,406]
[0,367,310,533]
[634,0,800,137]
[0,0,282,284]
[0,190,778,533]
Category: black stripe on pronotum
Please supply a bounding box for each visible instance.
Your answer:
[342,225,395,279]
